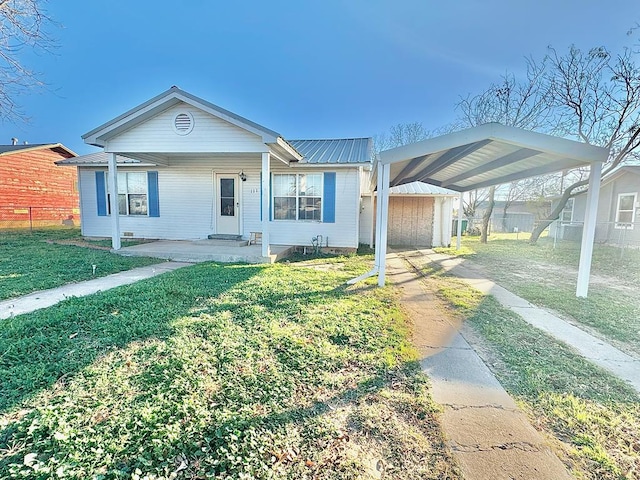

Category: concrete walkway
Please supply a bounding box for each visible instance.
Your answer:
[408,249,640,394]
[0,262,192,320]
[386,254,573,479]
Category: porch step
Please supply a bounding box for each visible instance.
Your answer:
[199,239,248,247]
[208,234,242,241]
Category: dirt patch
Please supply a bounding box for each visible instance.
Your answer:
[46,239,111,250]
[291,262,346,271]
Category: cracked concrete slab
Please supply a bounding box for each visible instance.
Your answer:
[386,253,573,480]
[0,262,192,319]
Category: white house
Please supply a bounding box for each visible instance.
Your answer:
[58,87,454,259]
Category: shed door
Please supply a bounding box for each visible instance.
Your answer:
[215,174,240,235]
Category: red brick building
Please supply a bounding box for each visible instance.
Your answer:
[0,143,78,228]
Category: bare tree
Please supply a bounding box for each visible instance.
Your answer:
[456,72,550,239]
[480,186,496,243]
[527,45,640,242]
[373,122,432,153]
[459,44,640,244]
[0,0,54,122]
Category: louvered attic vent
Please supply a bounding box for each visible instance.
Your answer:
[173,112,194,135]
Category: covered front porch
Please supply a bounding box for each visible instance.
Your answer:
[116,239,294,264]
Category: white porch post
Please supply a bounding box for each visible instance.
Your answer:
[576,161,602,297]
[108,153,121,250]
[456,193,464,250]
[377,163,391,287]
[261,152,271,258]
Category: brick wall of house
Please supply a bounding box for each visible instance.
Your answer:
[0,147,79,226]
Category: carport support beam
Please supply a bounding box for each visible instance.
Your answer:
[456,194,463,250]
[576,161,602,297]
[377,163,391,287]
[261,152,271,258]
[108,153,121,250]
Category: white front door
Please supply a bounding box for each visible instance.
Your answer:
[215,174,240,235]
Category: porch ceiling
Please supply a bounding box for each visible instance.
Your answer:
[379,123,609,192]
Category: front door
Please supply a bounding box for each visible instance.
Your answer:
[215,174,240,235]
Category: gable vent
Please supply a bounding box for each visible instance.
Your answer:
[173,112,194,135]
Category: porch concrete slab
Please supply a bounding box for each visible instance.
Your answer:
[418,249,640,393]
[0,262,190,320]
[117,241,293,264]
[385,253,572,480]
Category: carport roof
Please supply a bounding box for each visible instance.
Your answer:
[379,123,609,192]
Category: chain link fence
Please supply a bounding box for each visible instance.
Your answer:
[549,220,640,251]
[0,206,80,231]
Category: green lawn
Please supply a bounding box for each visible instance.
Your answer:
[415,265,640,480]
[0,254,458,479]
[436,234,640,356]
[0,229,160,300]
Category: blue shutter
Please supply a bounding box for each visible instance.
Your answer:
[323,172,336,223]
[147,171,160,217]
[95,171,107,216]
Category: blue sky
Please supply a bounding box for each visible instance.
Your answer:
[2,0,638,154]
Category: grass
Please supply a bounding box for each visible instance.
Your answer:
[413,260,640,480]
[436,234,640,356]
[0,254,459,479]
[0,229,160,300]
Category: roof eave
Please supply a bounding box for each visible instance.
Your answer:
[83,86,283,147]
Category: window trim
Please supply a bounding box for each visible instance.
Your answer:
[272,173,324,222]
[560,197,574,223]
[106,171,149,217]
[615,192,637,230]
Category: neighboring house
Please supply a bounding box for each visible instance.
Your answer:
[0,143,78,228]
[475,199,551,233]
[553,162,640,246]
[56,87,453,251]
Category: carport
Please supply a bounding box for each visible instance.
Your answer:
[348,123,609,297]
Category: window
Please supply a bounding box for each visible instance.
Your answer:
[106,172,148,216]
[560,197,574,223]
[615,193,637,229]
[273,173,322,221]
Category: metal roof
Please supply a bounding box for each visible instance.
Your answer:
[389,181,457,196]
[55,151,142,166]
[289,138,372,164]
[380,123,609,192]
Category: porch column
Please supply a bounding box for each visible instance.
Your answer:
[261,152,271,257]
[576,161,602,297]
[108,153,121,250]
[456,194,464,250]
[377,163,391,287]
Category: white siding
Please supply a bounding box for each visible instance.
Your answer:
[79,162,361,247]
[105,102,266,153]
[359,195,374,246]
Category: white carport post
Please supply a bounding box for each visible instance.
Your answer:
[576,161,602,297]
[456,194,463,250]
[377,163,391,287]
[261,152,271,258]
[108,153,121,250]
